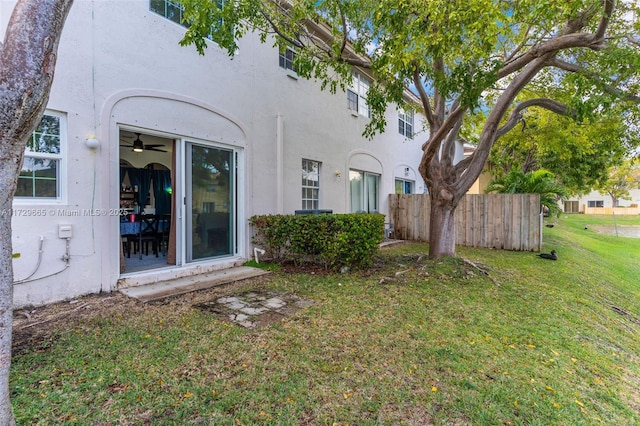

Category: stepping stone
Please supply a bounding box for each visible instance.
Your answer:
[262,297,286,309]
[239,306,269,315]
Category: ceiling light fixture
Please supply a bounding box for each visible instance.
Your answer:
[132,134,144,152]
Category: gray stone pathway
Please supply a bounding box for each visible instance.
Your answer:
[196,291,314,328]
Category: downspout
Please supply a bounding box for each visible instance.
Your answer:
[276,114,284,214]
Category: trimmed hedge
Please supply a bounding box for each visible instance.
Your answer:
[249,213,385,270]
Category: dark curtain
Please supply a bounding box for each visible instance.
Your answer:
[137,169,152,207]
[152,170,171,216]
[120,167,127,186]
[124,167,152,209]
[125,167,140,198]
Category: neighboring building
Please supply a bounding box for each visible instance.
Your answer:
[563,189,640,214]
[462,144,492,195]
[3,1,435,307]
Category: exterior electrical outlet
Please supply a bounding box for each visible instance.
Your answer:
[58,225,73,239]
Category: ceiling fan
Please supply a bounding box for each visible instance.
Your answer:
[120,133,167,153]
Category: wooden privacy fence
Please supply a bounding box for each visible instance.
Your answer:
[389,193,542,252]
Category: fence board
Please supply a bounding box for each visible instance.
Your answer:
[388,193,542,252]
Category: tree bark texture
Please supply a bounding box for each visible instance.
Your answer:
[0,0,73,423]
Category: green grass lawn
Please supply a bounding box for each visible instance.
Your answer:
[11,214,640,425]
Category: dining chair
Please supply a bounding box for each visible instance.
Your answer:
[138,214,160,258]
[159,214,171,256]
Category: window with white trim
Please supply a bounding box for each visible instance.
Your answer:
[302,159,320,210]
[395,178,414,194]
[150,0,224,31]
[15,112,65,200]
[279,47,297,73]
[587,200,604,208]
[350,170,379,213]
[398,109,414,138]
[347,72,370,117]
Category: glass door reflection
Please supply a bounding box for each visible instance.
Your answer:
[186,143,234,261]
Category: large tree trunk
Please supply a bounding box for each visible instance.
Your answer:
[0,1,73,423]
[427,183,458,258]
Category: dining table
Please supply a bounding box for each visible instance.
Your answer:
[119,219,169,235]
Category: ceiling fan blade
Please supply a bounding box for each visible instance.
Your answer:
[147,147,168,152]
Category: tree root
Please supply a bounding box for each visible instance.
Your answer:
[462,258,500,286]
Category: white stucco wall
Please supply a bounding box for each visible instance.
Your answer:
[4,0,430,307]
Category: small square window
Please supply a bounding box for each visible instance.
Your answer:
[279,47,297,73]
[395,178,414,194]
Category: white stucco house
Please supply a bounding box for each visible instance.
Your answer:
[563,188,640,214]
[3,1,459,308]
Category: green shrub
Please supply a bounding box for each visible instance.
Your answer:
[249,213,385,270]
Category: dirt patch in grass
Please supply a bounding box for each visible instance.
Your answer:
[11,275,274,356]
[195,290,314,329]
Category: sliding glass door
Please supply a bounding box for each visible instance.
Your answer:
[349,169,380,213]
[186,143,235,261]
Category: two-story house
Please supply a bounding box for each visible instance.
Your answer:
[3,0,443,308]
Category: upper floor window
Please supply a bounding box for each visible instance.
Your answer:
[302,159,320,210]
[347,72,370,118]
[279,47,297,73]
[15,111,66,200]
[398,109,414,138]
[150,0,185,26]
[150,0,224,31]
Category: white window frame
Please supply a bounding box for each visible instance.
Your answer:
[395,178,414,194]
[588,200,604,208]
[398,109,414,138]
[279,47,297,75]
[348,71,370,118]
[150,0,224,36]
[302,159,320,210]
[349,169,379,213]
[14,110,66,203]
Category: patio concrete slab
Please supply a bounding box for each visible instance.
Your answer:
[119,266,271,303]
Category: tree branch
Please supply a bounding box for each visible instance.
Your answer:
[257,5,305,49]
[593,0,615,42]
[442,117,463,166]
[433,57,446,128]
[413,66,434,128]
[257,3,371,69]
[419,105,465,176]
[549,58,640,103]
[499,0,614,80]
[626,36,640,47]
[496,98,574,139]
[336,0,348,59]
[504,25,533,62]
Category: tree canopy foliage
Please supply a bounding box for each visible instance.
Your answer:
[179,0,640,257]
[485,107,639,196]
